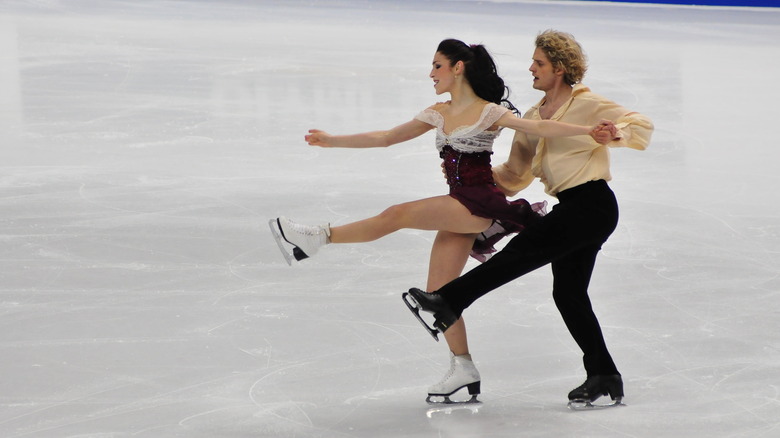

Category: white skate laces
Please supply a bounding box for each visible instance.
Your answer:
[426,352,481,404]
[277,216,330,257]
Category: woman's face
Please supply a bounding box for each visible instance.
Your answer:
[430,52,457,95]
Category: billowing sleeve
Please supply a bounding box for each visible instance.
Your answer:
[611,112,654,151]
[576,91,654,151]
[493,131,536,197]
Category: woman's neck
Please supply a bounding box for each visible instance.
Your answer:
[449,86,484,111]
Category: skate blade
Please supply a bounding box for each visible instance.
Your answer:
[425,398,481,418]
[402,292,440,342]
[268,219,293,265]
[426,394,480,405]
[567,397,625,411]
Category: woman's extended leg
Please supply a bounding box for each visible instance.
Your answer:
[330,195,492,243]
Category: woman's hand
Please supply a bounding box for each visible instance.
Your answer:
[589,120,618,145]
[305,129,333,147]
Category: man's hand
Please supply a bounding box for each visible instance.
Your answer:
[589,120,619,145]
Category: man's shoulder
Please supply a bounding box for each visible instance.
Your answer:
[571,84,610,102]
[570,85,624,114]
[569,84,643,123]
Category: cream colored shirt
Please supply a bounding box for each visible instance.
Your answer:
[494,84,654,197]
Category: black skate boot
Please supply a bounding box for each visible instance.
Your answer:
[567,374,625,410]
[402,288,458,341]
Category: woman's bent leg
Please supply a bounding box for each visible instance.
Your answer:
[427,231,476,357]
[425,231,481,401]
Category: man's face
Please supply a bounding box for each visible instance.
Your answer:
[528,47,560,92]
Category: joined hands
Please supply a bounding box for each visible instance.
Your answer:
[590,120,619,145]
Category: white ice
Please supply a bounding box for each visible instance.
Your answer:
[1,0,779,437]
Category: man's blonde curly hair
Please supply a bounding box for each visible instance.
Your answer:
[535,30,587,85]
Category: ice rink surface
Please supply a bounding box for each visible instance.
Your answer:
[1,0,779,436]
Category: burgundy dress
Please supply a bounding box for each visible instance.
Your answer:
[415,103,546,261]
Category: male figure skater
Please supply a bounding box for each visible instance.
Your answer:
[406,29,654,408]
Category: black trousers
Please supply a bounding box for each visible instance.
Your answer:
[439,179,620,376]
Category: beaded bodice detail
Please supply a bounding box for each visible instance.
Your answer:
[439,146,493,187]
[415,103,509,187]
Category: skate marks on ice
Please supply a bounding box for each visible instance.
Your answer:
[3,0,780,436]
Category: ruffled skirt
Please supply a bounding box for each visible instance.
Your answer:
[449,184,547,262]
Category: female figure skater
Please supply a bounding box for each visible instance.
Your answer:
[270,38,615,401]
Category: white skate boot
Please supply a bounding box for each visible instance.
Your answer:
[426,352,481,404]
[268,217,330,265]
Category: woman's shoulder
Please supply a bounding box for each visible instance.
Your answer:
[415,101,449,127]
[426,100,451,114]
[480,102,511,126]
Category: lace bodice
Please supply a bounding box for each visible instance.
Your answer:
[414,103,510,153]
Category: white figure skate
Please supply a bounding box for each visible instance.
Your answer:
[426,352,481,405]
[269,217,330,265]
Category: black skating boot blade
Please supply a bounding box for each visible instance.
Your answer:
[407,288,458,329]
[568,397,625,411]
[402,292,440,341]
[567,375,625,410]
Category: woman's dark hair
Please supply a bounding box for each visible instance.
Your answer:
[436,39,518,114]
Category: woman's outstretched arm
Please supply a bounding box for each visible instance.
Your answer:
[495,112,615,140]
[305,119,433,148]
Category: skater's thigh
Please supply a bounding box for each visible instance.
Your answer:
[390,196,492,233]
